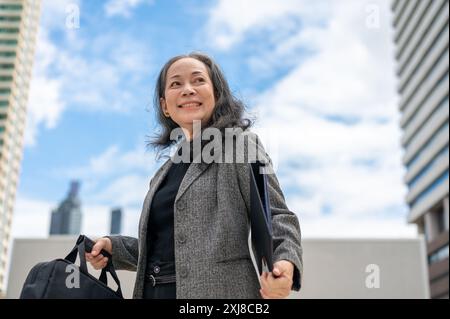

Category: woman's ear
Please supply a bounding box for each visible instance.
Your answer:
[160,98,170,117]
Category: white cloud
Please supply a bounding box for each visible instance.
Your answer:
[25,31,66,147]
[24,0,80,146]
[42,32,153,114]
[207,0,416,238]
[89,174,151,207]
[41,0,81,30]
[206,0,330,50]
[104,0,154,18]
[25,4,154,146]
[63,142,160,180]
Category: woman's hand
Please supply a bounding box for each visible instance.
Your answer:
[259,260,294,299]
[85,237,113,270]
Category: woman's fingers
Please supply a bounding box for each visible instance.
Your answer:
[84,238,113,270]
[86,252,104,263]
[91,257,108,270]
[260,271,291,299]
[85,252,109,269]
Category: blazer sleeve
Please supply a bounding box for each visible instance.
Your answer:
[104,235,139,272]
[233,131,303,291]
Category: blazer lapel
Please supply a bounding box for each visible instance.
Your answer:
[141,135,220,234]
[175,161,210,202]
[174,135,221,202]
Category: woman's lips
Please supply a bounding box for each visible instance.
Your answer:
[178,102,202,109]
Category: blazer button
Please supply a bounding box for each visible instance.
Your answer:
[176,200,186,211]
[153,266,160,274]
[177,233,186,244]
[179,266,188,278]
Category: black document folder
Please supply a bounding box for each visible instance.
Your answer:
[249,161,274,275]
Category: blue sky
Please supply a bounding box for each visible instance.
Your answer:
[11,0,418,239]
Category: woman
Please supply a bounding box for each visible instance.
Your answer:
[86,52,303,299]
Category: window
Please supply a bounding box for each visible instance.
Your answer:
[408,146,449,190]
[0,101,8,107]
[0,39,18,45]
[410,170,449,209]
[0,52,16,58]
[0,16,21,22]
[405,86,449,152]
[400,26,449,98]
[0,4,23,10]
[405,95,449,153]
[0,64,14,70]
[0,114,7,120]
[0,76,13,82]
[406,120,449,170]
[0,88,11,95]
[429,245,449,265]
[0,28,20,34]
[437,206,445,233]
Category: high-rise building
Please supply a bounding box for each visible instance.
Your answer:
[110,207,122,235]
[0,0,41,296]
[50,181,83,235]
[392,0,449,299]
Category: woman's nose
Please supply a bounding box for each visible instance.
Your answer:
[181,84,196,96]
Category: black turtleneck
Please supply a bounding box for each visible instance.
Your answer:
[146,141,193,275]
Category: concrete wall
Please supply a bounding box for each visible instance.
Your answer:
[6,236,429,299]
[291,238,429,299]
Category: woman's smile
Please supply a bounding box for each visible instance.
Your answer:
[178,102,202,110]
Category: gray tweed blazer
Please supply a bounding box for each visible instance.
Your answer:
[107,131,303,299]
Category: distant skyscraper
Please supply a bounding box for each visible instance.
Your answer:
[50,181,83,236]
[110,208,122,235]
[392,0,449,299]
[0,0,41,296]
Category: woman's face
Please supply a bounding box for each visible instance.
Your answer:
[161,57,216,139]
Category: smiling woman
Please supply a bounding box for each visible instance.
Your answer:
[149,52,253,153]
[85,52,303,300]
[159,57,217,140]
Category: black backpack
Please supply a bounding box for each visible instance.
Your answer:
[20,235,124,299]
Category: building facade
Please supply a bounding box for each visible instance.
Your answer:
[392,0,449,299]
[0,0,41,296]
[50,181,83,235]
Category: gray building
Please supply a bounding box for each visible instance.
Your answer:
[49,181,82,235]
[110,208,122,235]
[392,0,449,299]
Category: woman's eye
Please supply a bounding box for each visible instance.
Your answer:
[170,81,180,87]
[194,78,205,83]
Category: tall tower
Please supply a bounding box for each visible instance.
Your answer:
[110,207,122,235]
[50,181,83,236]
[0,0,41,296]
[392,0,449,299]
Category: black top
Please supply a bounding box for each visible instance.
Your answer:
[146,159,191,275]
